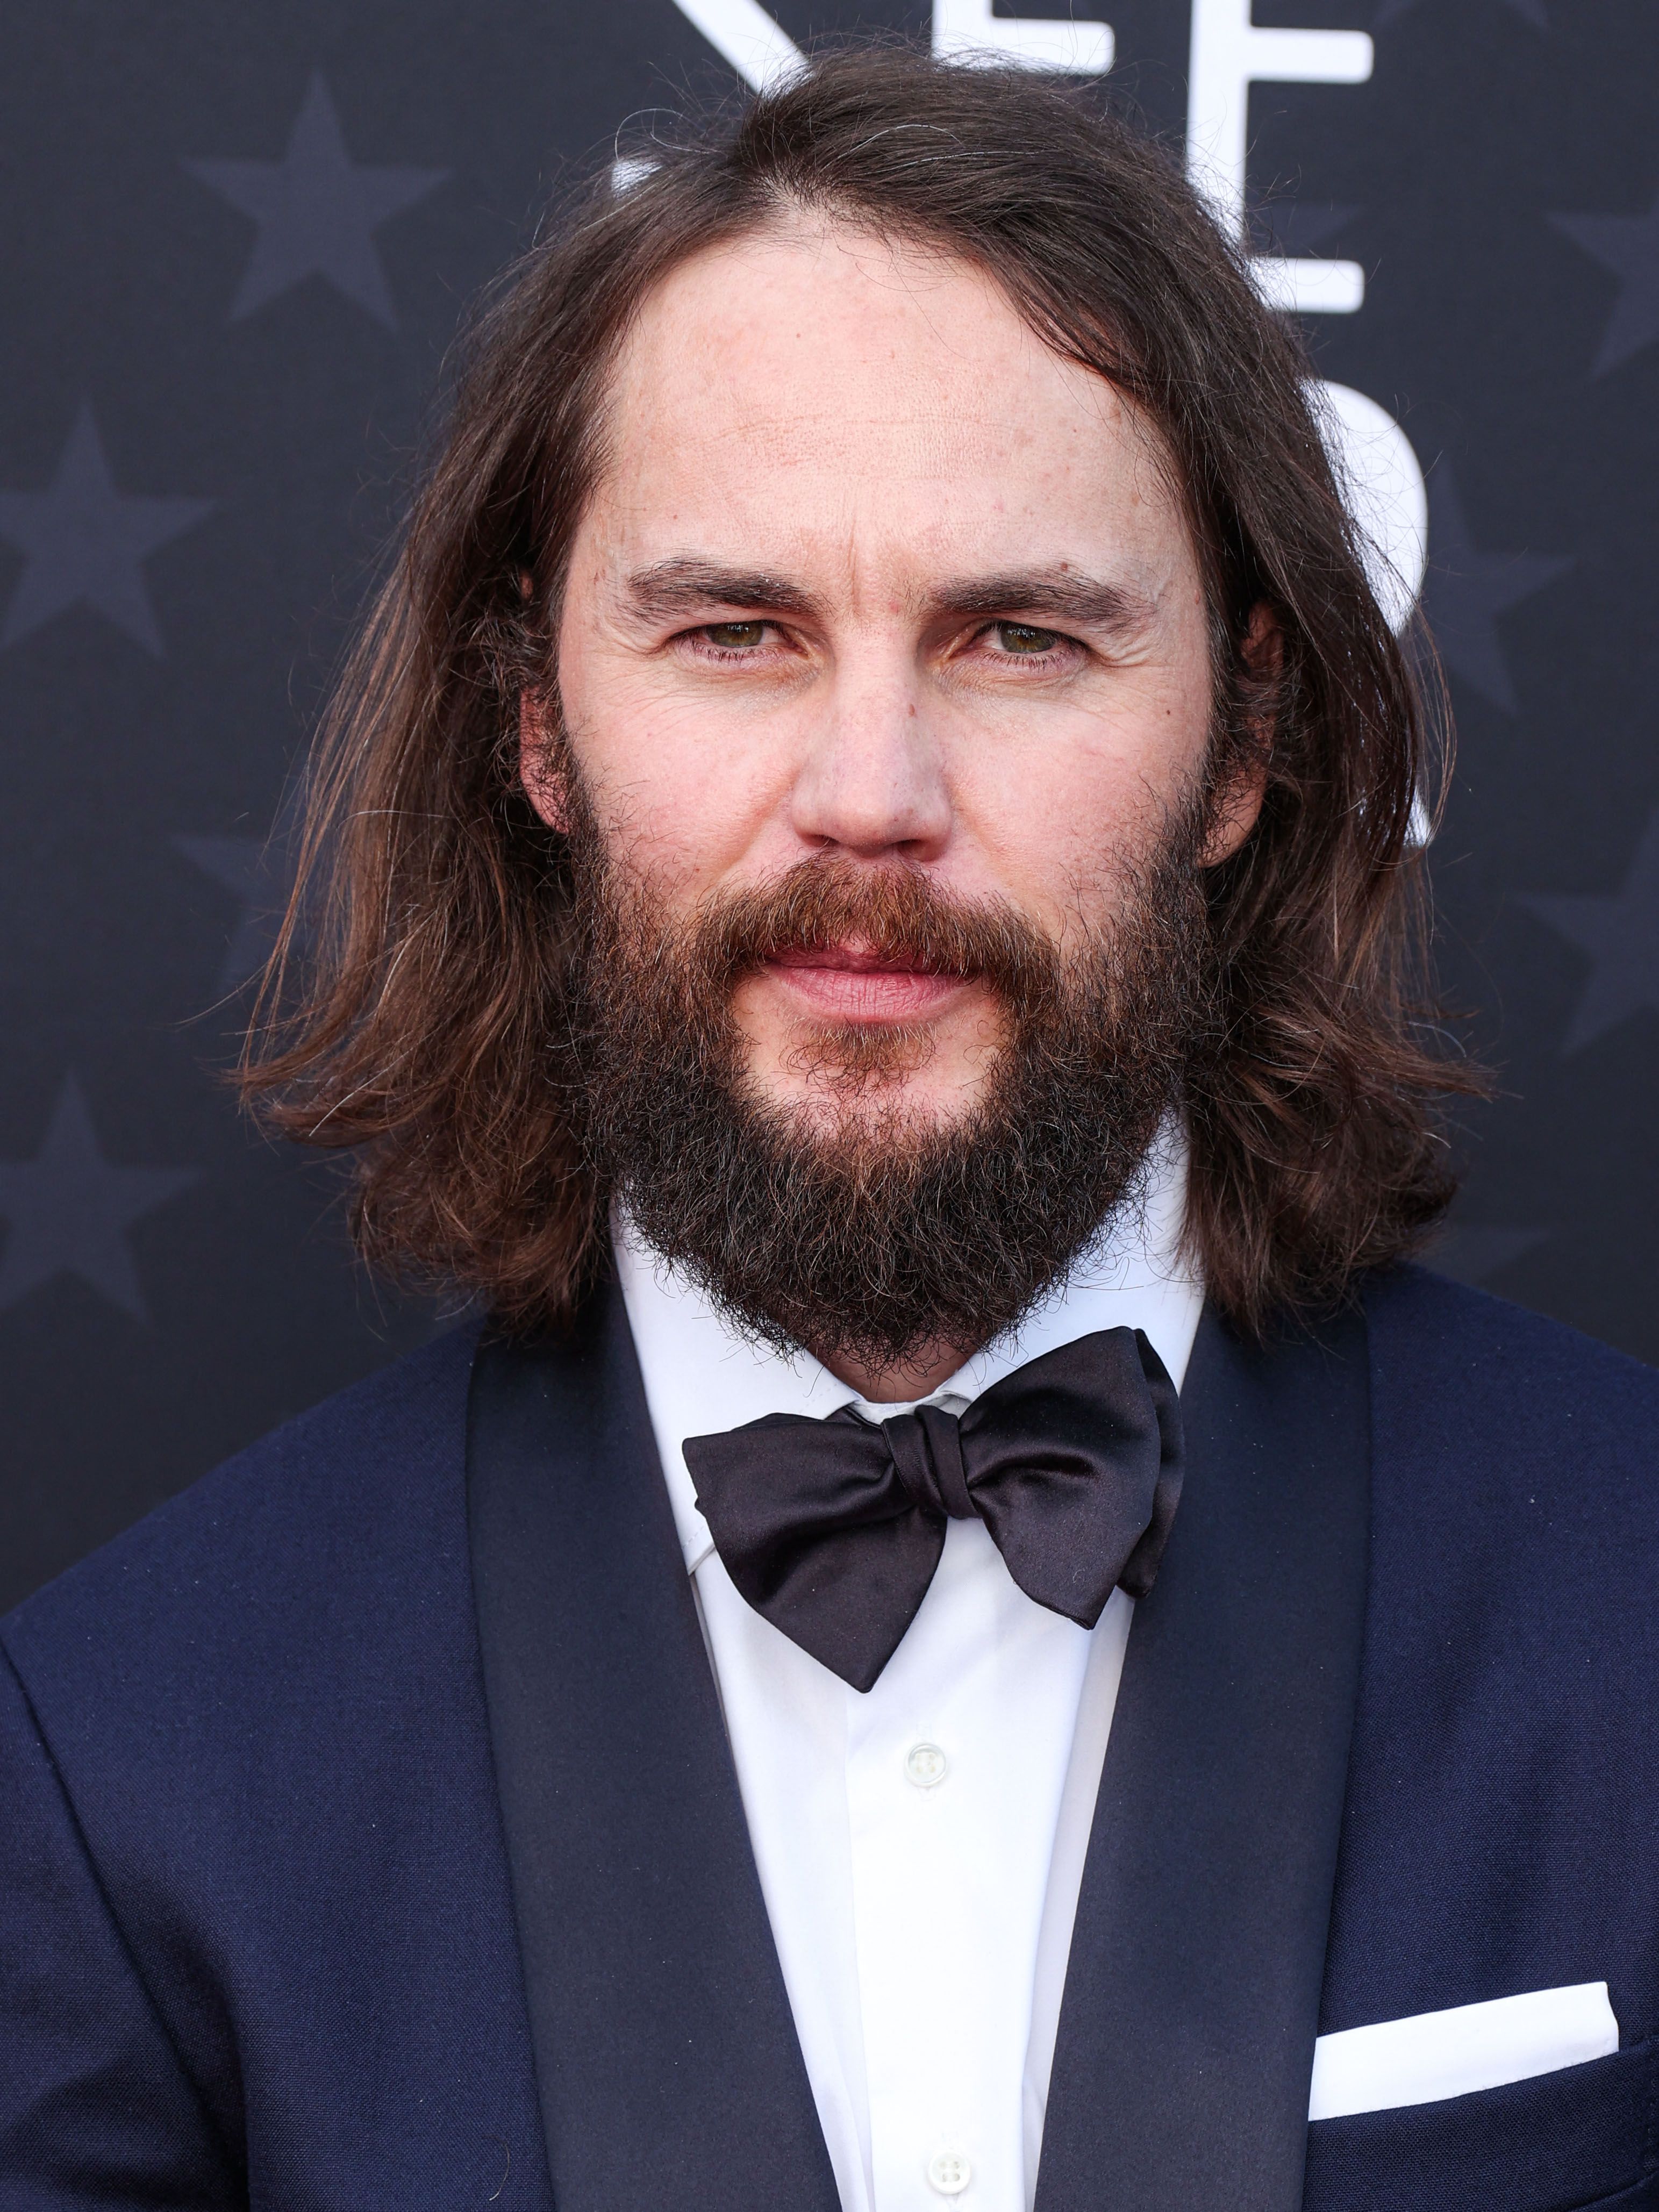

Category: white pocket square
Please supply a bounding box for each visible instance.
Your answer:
[1308,1981,1619,2121]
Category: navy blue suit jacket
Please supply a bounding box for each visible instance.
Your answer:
[2,1266,1657,2210]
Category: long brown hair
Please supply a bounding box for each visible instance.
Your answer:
[242,46,1478,1338]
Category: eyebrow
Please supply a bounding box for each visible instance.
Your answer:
[929,570,1152,633]
[623,560,827,622]
[620,557,1153,634]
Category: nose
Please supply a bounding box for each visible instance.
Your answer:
[786,656,953,862]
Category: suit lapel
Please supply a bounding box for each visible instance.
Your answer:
[1035,1303,1371,2212]
[467,1285,840,2212]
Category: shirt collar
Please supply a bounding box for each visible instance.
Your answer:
[615,1121,1205,1576]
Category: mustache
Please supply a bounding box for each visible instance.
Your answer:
[691,856,1060,1001]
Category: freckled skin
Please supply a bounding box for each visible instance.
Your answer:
[533,216,1260,1128]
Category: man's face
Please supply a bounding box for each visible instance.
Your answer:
[542,217,1243,1139]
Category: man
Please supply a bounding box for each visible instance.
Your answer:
[3,48,1656,2212]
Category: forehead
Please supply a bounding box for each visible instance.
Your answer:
[588,215,1186,589]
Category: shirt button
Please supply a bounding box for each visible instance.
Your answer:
[905,1741,948,1788]
[927,2150,972,2195]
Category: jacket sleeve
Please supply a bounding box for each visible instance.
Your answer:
[0,1648,238,2209]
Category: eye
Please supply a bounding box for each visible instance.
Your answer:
[702,621,768,649]
[993,621,1062,655]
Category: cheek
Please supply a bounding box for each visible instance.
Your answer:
[559,651,799,891]
[960,675,1212,913]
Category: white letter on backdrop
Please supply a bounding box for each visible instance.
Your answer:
[1312,382,1433,841]
[657,0,1426,724]
[1187,0,1371,314]
[669,0,805,89]
[1183,4,1425,665]
[1311,382,1428,634]
[933,0,1112,75]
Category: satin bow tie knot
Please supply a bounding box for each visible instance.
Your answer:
[683,1326,1184,1692]
[882,1402,976,1520]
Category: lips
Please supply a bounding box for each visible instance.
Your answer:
[766,940,970,1022]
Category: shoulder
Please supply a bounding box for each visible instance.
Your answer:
[1364,1262,1659,1479]
[1365,1259,1657,1398]
[1359,1262,1658,1633]
[0,1320,540,2159]
[1,1322,483,1750]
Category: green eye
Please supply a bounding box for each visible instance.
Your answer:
[704,621,767,649]
[995,621,1060,655]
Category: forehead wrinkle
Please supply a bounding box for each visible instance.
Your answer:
[590,225,1198,618]
[615,237,1079,475]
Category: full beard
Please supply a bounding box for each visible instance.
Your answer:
[568,796,1216,1385]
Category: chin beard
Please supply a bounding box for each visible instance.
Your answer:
[569,807,1215,1384]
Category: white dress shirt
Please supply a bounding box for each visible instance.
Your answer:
[616,1136,1204,2212]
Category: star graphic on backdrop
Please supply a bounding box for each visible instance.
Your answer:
[1428,1223,1548,1287]
[1550,194,1659,375]
[1521,808,1659,1051]
[174,834,294,993]
[0,1078,200,1320]
[1375,0,1546,27]
[1421,469,1570,713]
[185,73,447,328]
[0,406,213,656]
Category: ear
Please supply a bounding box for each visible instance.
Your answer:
[519,689,570,833]
[1198,601,1280,868]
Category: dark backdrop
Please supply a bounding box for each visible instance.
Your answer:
[3,0,1654,1612]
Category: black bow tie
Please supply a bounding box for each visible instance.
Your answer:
[682,1327,1184,1692]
